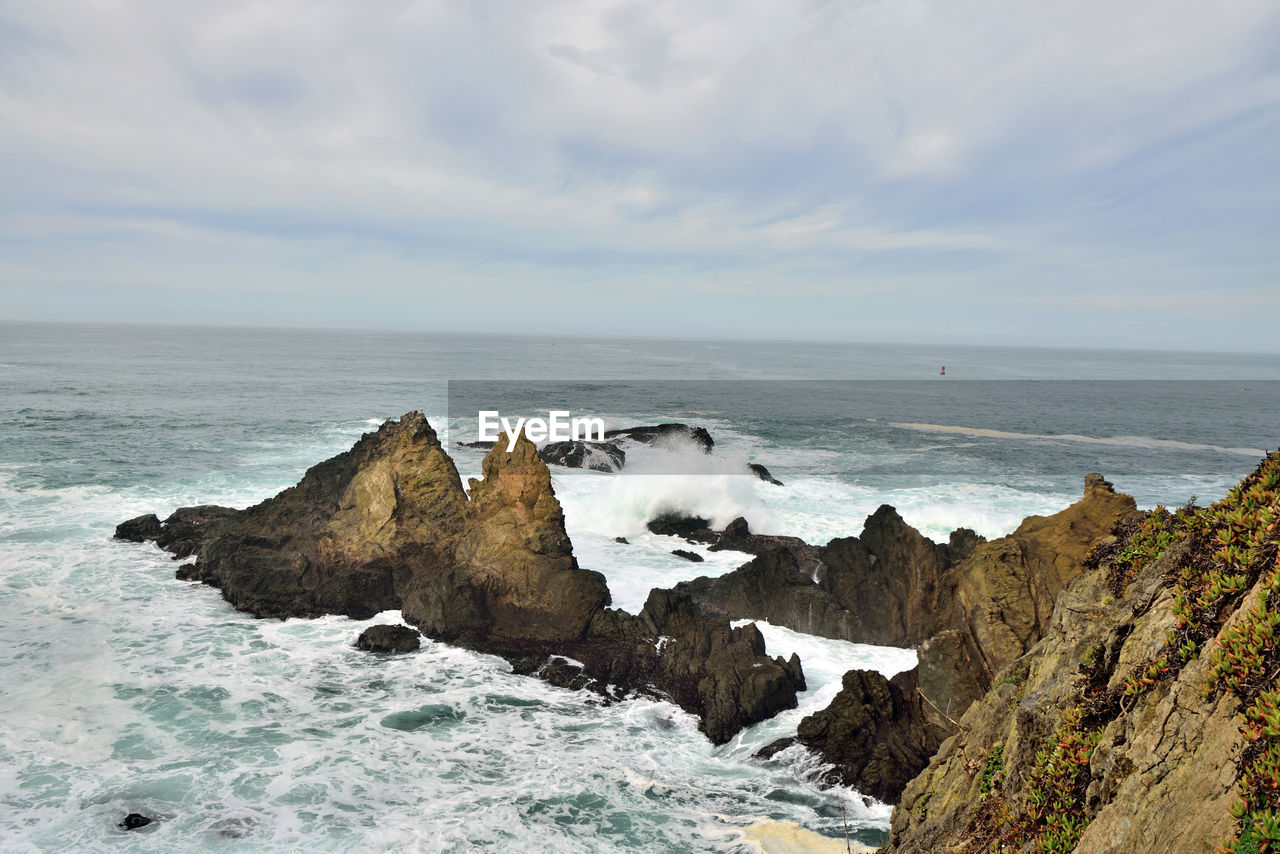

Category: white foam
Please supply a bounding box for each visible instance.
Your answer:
[893,422,1268,458]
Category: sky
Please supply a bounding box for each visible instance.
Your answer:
[1,1,1278,350]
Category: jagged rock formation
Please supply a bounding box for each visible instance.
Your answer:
[731,476,1137,802]
[917,473,1138,716]
[676,510,979,645]
[760,668,946,803]
[889,455,1280,852]
[115,412,802,744]
[399,432,610,646]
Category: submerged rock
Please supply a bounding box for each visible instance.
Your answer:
[355,624,421,654]
[118,814,152,831]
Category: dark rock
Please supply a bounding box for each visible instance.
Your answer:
[748,463,784,486]
[355,624,421,653]
[603,424,714,453]
[671,549,704,562]
[707,517,821,573]
[678,549,853,637]
[538,440,625,472]
[647,512,718,544]
[455,440,495,449]
[761,668,943,803]
[155,505,238,559]
[114,514,162,542]
[614,537,629,545]
[119,814,153,830]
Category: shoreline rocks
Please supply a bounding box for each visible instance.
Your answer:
[115,412,803,745]
[355,624,422,654]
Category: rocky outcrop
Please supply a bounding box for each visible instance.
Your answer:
[708,517,821,573]
[400,431,610,646]
[603,423,714,453]
[888,457,1280,852]
[355,624,422,653]
[155,413,467,619]
[917,473,1138,715]
[676,509,976,645]
[671,549,704,562]
[760,668,945,803]
[739,476,1137,802]
[748,463,784,486]
[117,413,803,745]
[647,512,718,544]
[538,440,625,472]
[889,537,1230,851]
[677,549,844,634]
[543,589,807,744]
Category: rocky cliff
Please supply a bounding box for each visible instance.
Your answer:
[749,475,1138,803]
[888,453,1280,853]
[116,413,803,744]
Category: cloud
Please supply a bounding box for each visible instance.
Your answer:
[0,0,1278,348]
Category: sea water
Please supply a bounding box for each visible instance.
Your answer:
[1,322,1278,852]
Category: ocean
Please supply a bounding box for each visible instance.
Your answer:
[2,322,1278,852]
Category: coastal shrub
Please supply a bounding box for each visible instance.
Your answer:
[994,706,1103,853]
[1195,452,1280,853]
[979,743,1004,800]
[1002,452,1280,853]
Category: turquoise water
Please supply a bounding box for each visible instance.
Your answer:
[2,322,1278,852]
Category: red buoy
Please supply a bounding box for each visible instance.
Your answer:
[940,365,946,376]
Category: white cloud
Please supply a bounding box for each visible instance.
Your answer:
[0,0,1277,347]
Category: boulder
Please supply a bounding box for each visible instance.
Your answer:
[355,624,421,653]
[671,549,704,562]
[119,814,153,831]
[760,668,943,803]
[114,514,162,543]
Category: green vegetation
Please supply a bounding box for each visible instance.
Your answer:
[1088,452,1280,853]
[979,743,1004,800]
[977,452,1280,853]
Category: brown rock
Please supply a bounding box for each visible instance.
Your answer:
[119,413,802,745]
[401,432,610,645]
